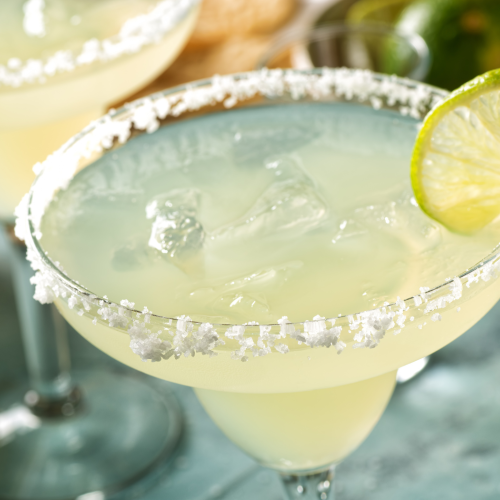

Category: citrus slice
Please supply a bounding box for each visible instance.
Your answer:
[411,69,500,234]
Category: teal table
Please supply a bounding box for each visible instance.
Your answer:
[1,229,500,500]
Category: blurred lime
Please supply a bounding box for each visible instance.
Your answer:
[345,0,426,79]
[347,0,412,25]
[411,69,500,234]
[396,0,500,90]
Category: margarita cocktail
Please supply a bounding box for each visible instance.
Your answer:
[18,70,500,498]
[0,0,199,220]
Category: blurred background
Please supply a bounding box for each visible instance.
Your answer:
[122,0,500,102]
[3,0,500,499]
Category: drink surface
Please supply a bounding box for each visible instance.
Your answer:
[41,102,500,325]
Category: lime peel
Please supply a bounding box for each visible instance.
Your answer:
[412,69,500,234]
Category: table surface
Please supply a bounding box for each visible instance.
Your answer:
[1,229,500,500]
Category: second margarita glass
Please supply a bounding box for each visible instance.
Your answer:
[0,1,199,498]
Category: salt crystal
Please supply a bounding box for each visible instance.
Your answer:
[275,343,289,354]
[335,341,346,354]
[68,295,78,309]
[419,287,430,300]
[278,316,295,337]
[23,0,46,38]
[120,299,135,309]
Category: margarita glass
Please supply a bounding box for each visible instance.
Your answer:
[0,1,199,498]
[17,69,500,499]
[0,0,200,219]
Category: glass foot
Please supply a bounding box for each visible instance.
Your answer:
[280,466,336,500]
[0,370,182,499]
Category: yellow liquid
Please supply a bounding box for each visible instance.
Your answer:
[196,372,396,470]
[0,2,199,219]
[40,102,500,471]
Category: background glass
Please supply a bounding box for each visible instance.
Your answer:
[0,1,199,498]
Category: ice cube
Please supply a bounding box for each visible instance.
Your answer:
[354,190,441,250]
[146,189,205,273]
[264,154,310,182]
[215,292,271,316]
[184,262,303,322]
[331,218,368,244]
[213,180,328,241]
[112,239,145,272]
[233,126,316,167]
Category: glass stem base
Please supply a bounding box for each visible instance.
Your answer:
[0,370,183,500]
[280,466,336,500]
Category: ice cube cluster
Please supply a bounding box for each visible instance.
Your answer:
[213,179,328,241]
[332,189,441,252]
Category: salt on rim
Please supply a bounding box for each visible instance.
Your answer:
[1,0,199,88]
[23,0,46,38]
[15,68,500,363]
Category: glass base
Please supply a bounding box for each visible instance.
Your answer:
[280,466,336,500]
[0,370,182,500]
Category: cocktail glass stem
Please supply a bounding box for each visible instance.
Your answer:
[280,466,336,500]
[6,227,81,416]
[0,225,183,499]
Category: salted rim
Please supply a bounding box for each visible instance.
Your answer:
[1,0,199,89]
[15,68,500,360]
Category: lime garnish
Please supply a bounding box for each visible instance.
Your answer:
[412,69,500,234]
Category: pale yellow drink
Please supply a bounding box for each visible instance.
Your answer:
[196,372,396,470]
[0,0,199,219]
[32,96,500,471]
